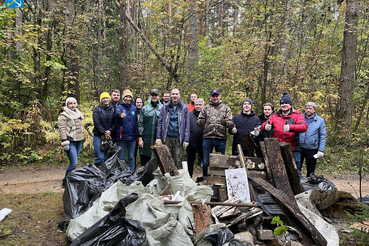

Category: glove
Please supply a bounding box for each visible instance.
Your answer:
[61,140,70,151]
[63,145,70,151]
[220,119,227,126]
[313,151,324,159]
[183,142,189,148]
[156,139,161,143]
[264,123,272,131]
[284,124,290,132]
[250,127,260,137]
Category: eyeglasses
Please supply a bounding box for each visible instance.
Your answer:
[151,94,158,97]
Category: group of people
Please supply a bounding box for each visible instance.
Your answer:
[58,89,326,187]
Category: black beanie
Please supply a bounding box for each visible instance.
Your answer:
[280,93,292,105]
[242,99,253,108]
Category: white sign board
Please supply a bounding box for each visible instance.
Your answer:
[225,168,251,203]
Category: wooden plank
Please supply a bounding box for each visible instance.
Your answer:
[264,138,294,200]
[279,142,303,195]
[208,167,226,176]
[225,168,251,203]
[218,188,228,202]
[192,204,212,234]
[259,141,275,186]
[242,135,255,157]
[247,131,263,157]
[227,207,263,226]
[248,170,268,181]
[151,145,179,176]
[237,144,247,168]
[248,173,327,246]
[207,175,226,186]
[209,154,240,168]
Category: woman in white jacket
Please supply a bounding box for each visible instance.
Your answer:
[58,97,84,188]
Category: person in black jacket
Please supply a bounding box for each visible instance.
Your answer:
[229,99,261,156]
[258,102,274,139]
[93,92,116,165]
[187,98,205,178]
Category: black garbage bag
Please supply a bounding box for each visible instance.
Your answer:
[228,239,249,246]
[58,143,158,232]
[204,228,234,246]
[70,193,146,246]
[301,173,337,191]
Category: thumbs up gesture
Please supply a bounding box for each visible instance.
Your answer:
[231,124,237,134]
[284,121,290,132]
[121,109,127,118]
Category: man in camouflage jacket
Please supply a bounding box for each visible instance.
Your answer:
[197,89,233,178]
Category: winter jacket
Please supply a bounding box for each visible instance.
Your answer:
[259,112,273,139]
[187,103,195,112]
[58,106,84,143]
[197,100,233,140]
[189,110,204,148]
[115,102,137,141]
[299,113,326,152]
[261,109,307,151]
[93,104,116,137]
[229,111,261,150]
[157,100,190,143]
[138,100,163,157]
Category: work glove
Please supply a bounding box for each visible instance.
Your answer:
[250,127,260,137]
[61,140,70,151]
[183,142,189,148]
[156,139,161,143]
[264,122,272,131]
[220,119,227,126]
[313,151,324,159]
[283,121,290,132]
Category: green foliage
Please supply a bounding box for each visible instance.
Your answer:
[345,203,369,245]
[271,216,291,236]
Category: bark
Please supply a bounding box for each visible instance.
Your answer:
[119,0,128,90]
[65,0,80,101]
[205,0,210,46]
[16,9,22,52]
[168,0,172,48]
[134,2,138,59]
[43,0,53,102]
[281,0,292,75]
[188,1,198,86]
[336,0,359,137]
[146,7,150,39]
[233,0,239,36]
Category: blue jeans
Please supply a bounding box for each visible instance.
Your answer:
[93,135,108,165]
[65,141,82,180]
[202,138,226,177]
[117,140,136,172]
[293,151,302,178]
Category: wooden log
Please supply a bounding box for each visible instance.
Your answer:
[247,170,268,181]
[264,138,294,200]
[259,141,275,186]
[151,145,179,176]
[237,144,247,168]
[192,204,212,234]
[279,142,303,195]
[248,173,327,246]
[242,135,255,157]
[247,132,263,157]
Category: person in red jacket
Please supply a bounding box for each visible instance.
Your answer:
[187,93,198,112]
[261,93,308,178]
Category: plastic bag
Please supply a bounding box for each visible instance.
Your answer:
[204,228,234,246]
[300,173,337,191]
[70,194,146,246]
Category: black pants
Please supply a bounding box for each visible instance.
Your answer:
[187,145,203,178]
[300,148,318,177]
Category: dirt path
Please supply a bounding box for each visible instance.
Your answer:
[0,165,368,196]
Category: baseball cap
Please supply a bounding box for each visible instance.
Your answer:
[150,89,159,95]
[210,89,220,96]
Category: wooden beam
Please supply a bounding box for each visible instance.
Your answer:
[248,173,327,246]
[151,144,179,176]
[237,144,247,168]
[247,132,263,157]
[242,135,255,157]
[264,138,295,200]
[192,204,212,234]
[279,142,303,195]
[259,141,275,186]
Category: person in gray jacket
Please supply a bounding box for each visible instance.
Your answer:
[156,89,190,169]
[299,102,327,178]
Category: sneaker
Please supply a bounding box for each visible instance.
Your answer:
[62,179,66,188]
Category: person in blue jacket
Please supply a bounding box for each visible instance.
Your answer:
[229,99,261,156]
[116,89,137,172]
[93,92,116,165]
[299,102,327,178]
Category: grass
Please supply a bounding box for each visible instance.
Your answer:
[0,192,69,246]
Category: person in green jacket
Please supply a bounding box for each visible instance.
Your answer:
[137,89,163,165]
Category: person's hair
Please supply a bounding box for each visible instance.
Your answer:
[305,102,317,110]
[163,91,170,96]
[195,98,205,105]
[171,88,180,95]
[111,89,120,94]
[263,102,274,111]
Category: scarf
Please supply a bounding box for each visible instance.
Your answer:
[63,106,84,120]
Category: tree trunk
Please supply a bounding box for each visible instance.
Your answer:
[16,9,22,52]
[43,0,53,103]
[134,2,138,60]
[281,0,292,76]
[205,0,210,46]
[119,0,128,90]
[168,0,172,49]
[336,0,359,137]
[233,0,239,36]
[188,1,198,86]
[65,0,80,101]
[34,0,42,100]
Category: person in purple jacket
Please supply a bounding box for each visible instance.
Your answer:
[156,89,190,169]
[115,89,137,172]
